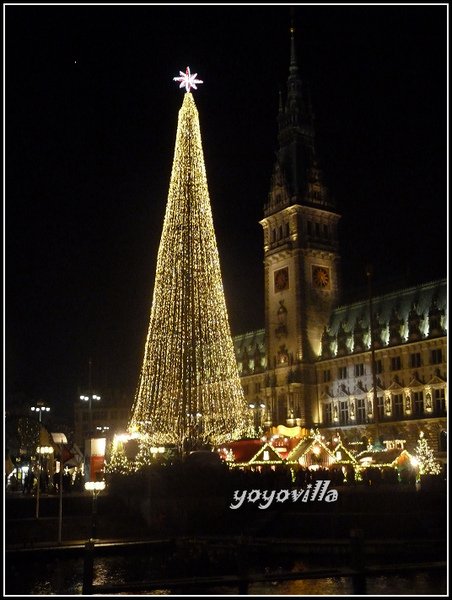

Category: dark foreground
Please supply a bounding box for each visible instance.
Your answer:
[5,470,448,595]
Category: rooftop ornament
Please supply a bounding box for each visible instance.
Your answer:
[173,66,203,92]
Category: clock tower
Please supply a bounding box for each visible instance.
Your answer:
[260,25,341,426]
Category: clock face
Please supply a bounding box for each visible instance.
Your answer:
[274,267,289,292]
[313,266,330,288]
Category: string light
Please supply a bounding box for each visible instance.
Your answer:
[128,92,252,450]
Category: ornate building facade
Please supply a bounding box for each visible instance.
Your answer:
[233,28,447,454]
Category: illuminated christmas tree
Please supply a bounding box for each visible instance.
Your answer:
[414,431,441,475]
[128,68,251,450]
[105,439,129,475]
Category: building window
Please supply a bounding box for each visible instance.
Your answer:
[339,400,349,425]
[307,221,312,235]
[338,366,347,380]
[393,394,404,418]
[323,224,329,238]
[431,348,443,365]
[356,398,366,424]
[272,229,276,243]
[243,384,249,395]
[254,382,261,394]
[412,391,424,416]
[354,363,364,377]
[323,369,331,383]
[285,223,290,238]
[410,352,421,368]
[377,396,384,420]
[391,356,402,371]
[323,403,332,425]
[315,222,320,237]
[434,388,446,414]
[375,360,383,374]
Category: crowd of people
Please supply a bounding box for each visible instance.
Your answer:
[7,467,85,494]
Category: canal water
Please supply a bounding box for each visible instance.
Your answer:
[5,552,447,595]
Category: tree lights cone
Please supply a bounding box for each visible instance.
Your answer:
[128,86,252,450]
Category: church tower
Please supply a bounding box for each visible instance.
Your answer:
[260,25,341,427]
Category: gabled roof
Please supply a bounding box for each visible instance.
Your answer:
[331,441,358,465]
[351,383,367,396]
[387,380,405,391]
[356,448,414,467]
[407,376,424,388]
[426,374,446,386]
[286,435,336,463]
[248,442,284,465]
[220,439,284,466]
[369,384,387,394]
[220,439,262,463]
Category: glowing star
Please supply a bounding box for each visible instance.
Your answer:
[173,66,203,92]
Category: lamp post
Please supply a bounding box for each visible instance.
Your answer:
[80,358,101,439]
[84,481,106,539]
[31,402,51,422]
[35,446,54,519]
[366,265,380,444]
[249,403,266,435]
[80,394,101,438]
[51,432,68,544]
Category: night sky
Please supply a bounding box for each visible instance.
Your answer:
[5,4,447,420]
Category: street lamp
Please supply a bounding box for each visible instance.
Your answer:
[35,445,54,519]
[95,425,110,435]
[31,403,51,422]
[84,480,106,539]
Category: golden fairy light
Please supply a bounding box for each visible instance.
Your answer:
[128,88,251,449]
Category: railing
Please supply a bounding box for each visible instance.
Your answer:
[82,534,446,595]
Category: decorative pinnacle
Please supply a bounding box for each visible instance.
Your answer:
[173,66,203,92]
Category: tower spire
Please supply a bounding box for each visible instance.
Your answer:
[287,20,301,106]
[289,20,298,74]
[265,18,334,213]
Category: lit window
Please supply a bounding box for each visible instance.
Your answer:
[338,366,347,380]
[354,363,364,377]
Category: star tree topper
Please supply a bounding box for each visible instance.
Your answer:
[173,66,203,92]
